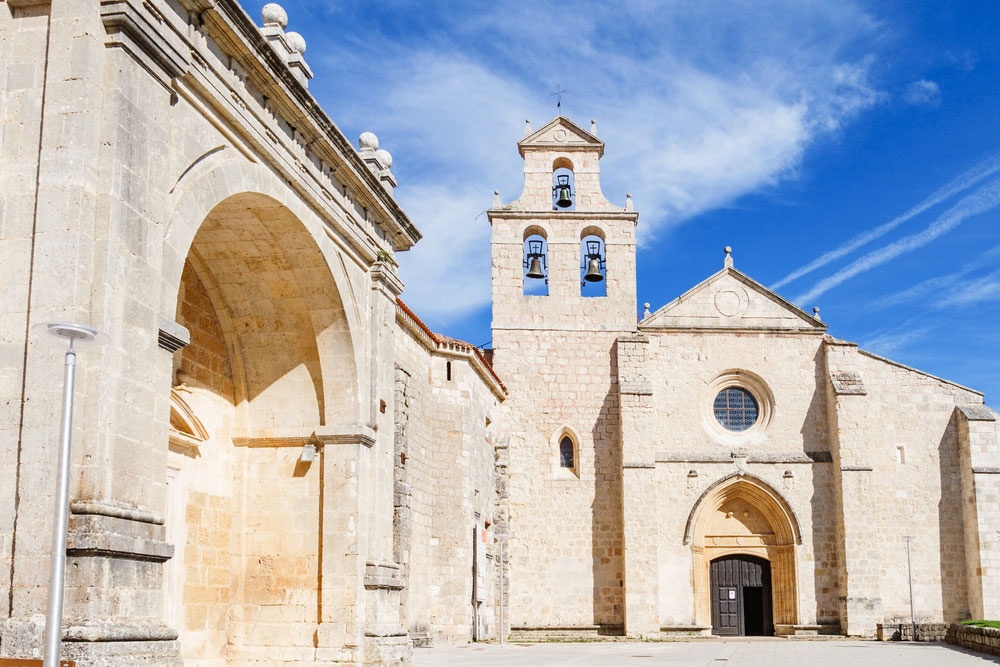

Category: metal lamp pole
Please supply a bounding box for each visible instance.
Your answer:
[903,534,917,641]
[37,322,107,667]
[495,533,507,646]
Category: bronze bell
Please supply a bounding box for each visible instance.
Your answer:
[583,257,603,282]
[555,186,573,208]
[525,256,545,279]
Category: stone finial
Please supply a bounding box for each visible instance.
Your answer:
[591,119,597,136]
[359,131,379,151]
[813,306,821,321]
[359,132,396,194]
[285,31,307,55]
[262,3,288,28]
[723,246,733,268]
[259,4,312,87]
[492,191,501,208]
[625,193,633,212]
[525,119,531,136]
[643,302,651,318]
[375,149,393,168]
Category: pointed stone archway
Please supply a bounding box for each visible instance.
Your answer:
[685,474,800,636]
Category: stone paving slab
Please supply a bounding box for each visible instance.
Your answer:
[414,640,1000,667]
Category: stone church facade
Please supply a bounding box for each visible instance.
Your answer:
[1,1,998,666]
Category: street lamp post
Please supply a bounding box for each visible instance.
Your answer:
[903,534,917,641]
[37,322,108,667]
[495,532,507,646]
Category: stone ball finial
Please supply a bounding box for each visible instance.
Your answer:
[286,31,307,54]
[261,3,288,28]
[375,149,393,168]
[359,132,379,151]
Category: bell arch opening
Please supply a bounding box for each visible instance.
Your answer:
[552,158,576,210]
[580,226,606,297]
[164,191,359,664]
[523,225,549,296]
[687,475,800,635]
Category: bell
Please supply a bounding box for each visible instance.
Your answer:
[525,257,545,279]
[555,186,573,208]
[584,257,603,282]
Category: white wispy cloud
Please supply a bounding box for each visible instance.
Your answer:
[903,79,941,106]
[938,272,1000,307]
[860,323,931,357]
[874,244,1000,308]
[793,177,1000,304]
[296,1,889,324]
[773,151,1000,290]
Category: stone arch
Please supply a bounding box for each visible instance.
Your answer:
[161,162,369,662]
[687,474,800,633]
[162,159,363,427]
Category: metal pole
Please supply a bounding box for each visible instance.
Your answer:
[498,538,504,646]
[904,535,916,642]
[43,344,76,667]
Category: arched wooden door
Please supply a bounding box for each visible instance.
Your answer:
[710,555,773,636]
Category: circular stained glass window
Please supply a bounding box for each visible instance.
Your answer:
[713,387,759,432]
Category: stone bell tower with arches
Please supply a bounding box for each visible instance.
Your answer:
[489,116,638,331]
[487,116,639,636]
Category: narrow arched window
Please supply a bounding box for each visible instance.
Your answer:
[523,231,548,296]
[559,436,575,469]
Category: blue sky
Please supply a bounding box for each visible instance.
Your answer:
[247,1,1000,407]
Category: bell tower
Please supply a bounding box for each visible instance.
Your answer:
[487,117,637,637]
[488,116,638,335]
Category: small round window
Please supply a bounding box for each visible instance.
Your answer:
[713,387,759,432]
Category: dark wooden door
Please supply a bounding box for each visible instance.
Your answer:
[710,555,773,636]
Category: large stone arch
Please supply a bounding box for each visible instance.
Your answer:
[686,474,800,633]
[159,161,377,663]
[162,159,364,427]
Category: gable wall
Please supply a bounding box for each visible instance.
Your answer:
[636,330,840,629]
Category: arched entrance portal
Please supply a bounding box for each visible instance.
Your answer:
[686,474,800,636]
[710,554,773,636]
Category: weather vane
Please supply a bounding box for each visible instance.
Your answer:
[551,85,569,111]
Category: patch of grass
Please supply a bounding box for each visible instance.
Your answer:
[961,620,1000,628]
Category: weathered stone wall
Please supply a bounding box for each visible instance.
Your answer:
[947,624,1000,655]
[393,310,502,644]
[0,2,51,620]
[828,345,980,632]
[229,446,321,666]
[957,405,1000,620]
[492,330,625,632]
[0,0,418,664]
[181,491,233,661]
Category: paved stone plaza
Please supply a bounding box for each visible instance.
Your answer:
[414,640,1000,667]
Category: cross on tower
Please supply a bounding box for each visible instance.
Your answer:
[550,85,569,111]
